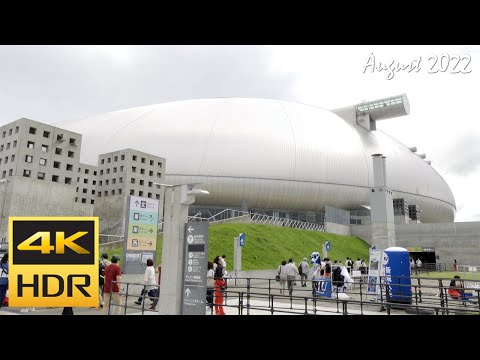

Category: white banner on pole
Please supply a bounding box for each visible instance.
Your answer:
[367,248,384,299]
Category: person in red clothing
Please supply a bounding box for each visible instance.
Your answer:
[103,255,122,315]
[213,267,226,315]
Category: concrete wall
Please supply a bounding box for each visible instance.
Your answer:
[325,222,351,236]
[94,194,128,235]
[351,222,480,266]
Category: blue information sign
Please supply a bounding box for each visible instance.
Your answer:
[239,233,245,247]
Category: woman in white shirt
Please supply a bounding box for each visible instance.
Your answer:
[206,261,215,310]
[278,260,287,294]
[135,259,157,305]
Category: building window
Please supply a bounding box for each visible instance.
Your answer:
[0,145,3,151]
[27,141,35,149]
[156,194,160,200]
[158,162,162,168]
[112,178,116,184]
[6,143,10,150]
[112,190,115,195]
[66,164,73,171]
[29,127,37,135]
[8,169,12,176]
[85,169,89,175]
[105,180,109,185]
[1,131,5,138]
[82,188,87,193]
[39,158,47,166]
[100,170,103,175]
[132,167,136,172]
[119,189,122,195]
[23,169,31,177]
[25,155,33,163]
[69,138,76,145]
[83,179,88,184]
[114,156,118,162]
[41,144,48,152]
[119,177,123,183]
[38,172,45,180]
[101,159,104,165]
[75,197,78,202]
[107,157,111,163]
[139,191,143,197]
[121,155,125,160]
[93,171,97,176]
[131,178,135,184]
[52,175,59,182]
[132,155,137,161]
[141,169,145,174]
[0,159,2,165]
[148,192,152,198]
[97,193,101,197]
[53,161,60,169]
[104,191,108,196]
[43,131,50,138]
[157,173,161,178]
[76,187,79,192]
[91,190,95,195]
[68,151,74,158]
[141,157,146,164]
[65,177,72,185]
[130,189,135,195]
[149,170,153,176]
[148,181,152,187]
[81,198,86,204]
[13,140,17,148]
[91,199,94,204]
[140,180,144,186]
[1,171,5,178]
[77,177,80,182]
[55,148,62,155]
[113,167,117,173]
[120,166,124,171]
[106,169,110,174]
[10,154,15,162]
[92,180,96,185]
[99,181,103,186]
[8,129,12,135]
[5,156,8,164]
[149,160,154,166]
[15,126,19,133]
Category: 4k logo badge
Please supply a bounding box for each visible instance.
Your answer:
[8,217,99,307]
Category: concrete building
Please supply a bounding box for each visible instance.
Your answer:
[0,118,166,241]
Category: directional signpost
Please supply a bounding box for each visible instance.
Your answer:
[239,233,245,247]
[122,195,159,274]
[182,221,209,315]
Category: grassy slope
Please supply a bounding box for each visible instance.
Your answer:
[106,223,371,271]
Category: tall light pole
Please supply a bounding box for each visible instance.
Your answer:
[153,182,210,315]
[0,179,8,241]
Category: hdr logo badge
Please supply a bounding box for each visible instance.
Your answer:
[8,217,99,307]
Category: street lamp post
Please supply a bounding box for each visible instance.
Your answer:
[154,182,209,315]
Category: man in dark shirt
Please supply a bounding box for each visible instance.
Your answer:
[103,255,122,315]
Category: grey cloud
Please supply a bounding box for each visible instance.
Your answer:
[0,45,295,124]
[440,133,480,176]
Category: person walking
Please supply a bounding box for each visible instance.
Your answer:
[98,253,111,309]
[213,267,227,315]
[103,255,122,315]
[300,258,309,287]
[135,259,157,306]
[0,253,8,308]
[206,262,215,310]
[454,259,458,272]
[277,260,287,294]
[285,258,299,296]
[149,264,162,310]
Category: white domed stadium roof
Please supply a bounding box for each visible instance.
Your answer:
[56,98,456,223]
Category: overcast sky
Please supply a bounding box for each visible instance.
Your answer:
[0,45,478,222]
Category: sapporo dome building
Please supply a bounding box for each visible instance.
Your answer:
[56,96,455,224]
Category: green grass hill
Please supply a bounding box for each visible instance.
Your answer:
[106,223,371,271]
